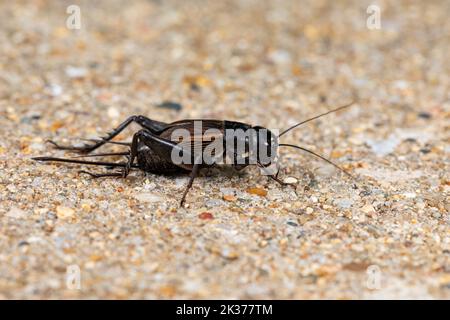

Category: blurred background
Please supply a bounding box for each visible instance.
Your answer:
[0,0,448,299]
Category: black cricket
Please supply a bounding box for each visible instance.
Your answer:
[33,102,354,206]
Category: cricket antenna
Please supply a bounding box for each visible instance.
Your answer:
[278,143,354,179]
[278,101,355,137]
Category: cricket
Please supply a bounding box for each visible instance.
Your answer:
[33,102,355,206]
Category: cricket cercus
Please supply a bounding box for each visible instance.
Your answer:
[33,102,355,206]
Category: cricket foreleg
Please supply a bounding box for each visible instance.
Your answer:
[268,174,287,186]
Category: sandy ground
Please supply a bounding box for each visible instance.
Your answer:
[0,0,449,299]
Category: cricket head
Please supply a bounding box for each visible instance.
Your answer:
[251,125,279,168]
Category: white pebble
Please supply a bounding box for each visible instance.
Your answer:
[65,66,87,78]
[219,188,236,196]
[134,192,162,203]
[403,192,416,199]
[107,107,120,119]
[56,206,75,219]
[283,177,298,184]
[268,50,291,64]
[6,207,27,219]
[361,204,376,214]
[49,84,62,96]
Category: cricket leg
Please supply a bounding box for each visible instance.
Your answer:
[32,156,136,178]
[122,130,140,178]
[79,170,123,178]
[44,152,133,179]
[270,167,288,185]
[32,156,131,168]
[268,174,287,186]
[120,128,179,178]
[73,151,129,158]
[257,161,286,186]
[48,115,168,153]
[131,129,192,170]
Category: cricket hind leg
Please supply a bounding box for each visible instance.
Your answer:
[73,151,130,158]
[123,129,197,206]
[32,156,133,168]
[79,170,124,178]
[48,115,168,154]
[33,154,136,179]
[122,129,190,178]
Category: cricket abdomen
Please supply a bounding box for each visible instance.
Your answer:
[136,145,187,174]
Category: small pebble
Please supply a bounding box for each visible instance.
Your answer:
[49,84,62,96]
[18,240,30,247]
[335,198,354,209]
[403,192,416,199]
[246,187,267,197]
[283,177,298,184]
[156,101,183,111]
[361,204,376,214]
[81,203,91,211]
[220,248,239,260]
[65,66,87,78]
[205,199,223,207]
[134,193,162,203]
[199,212,214,220]
[432,211,441,219]
[417,112,432,119]
[223,195,237,202]
[107,107,120,118]
[220,188,236,196]
[6,207,27,219]
[268,49,291,64]
[56,206,75,219]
